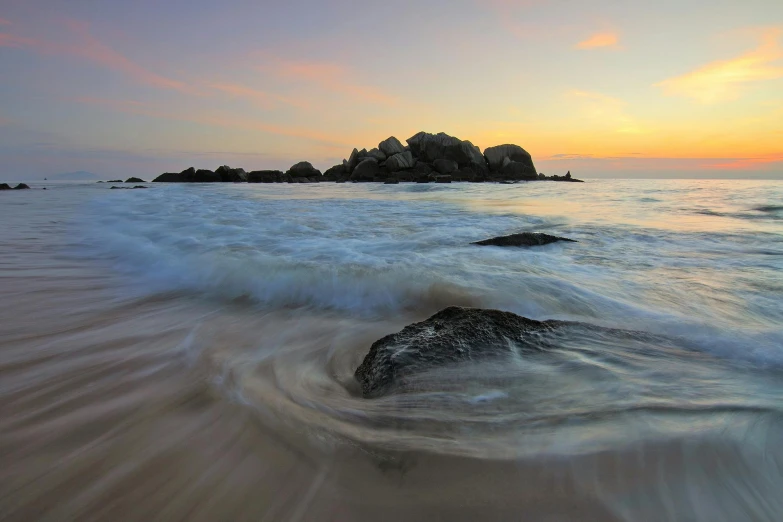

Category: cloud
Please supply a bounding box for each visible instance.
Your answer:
[269,60,397,106]
[1,19,194,94]
[0,18,11,26]
[575,32,619,50]
[75,96,350,149]
[701,154,783,170]
[656,27,783,103]
[210,82,307,110]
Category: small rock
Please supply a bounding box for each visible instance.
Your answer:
[472,232,577,247]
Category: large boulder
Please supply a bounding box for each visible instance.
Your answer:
[367,148,386,162]
[196,169,222,182]
[500,160,537,181]
[385,151,416,172]
[215,166,247,182]
[286,161,321,179]
[406,132,486,169]
[322,164,346,182]
[484,144,536,174]
[433,159,458,174]
[472,232,577,247]
[354,306,566,398]
[0,183,11,190]
[351,158,380,181]
[247,170,286,183]
[346,149,361,172]
[378,136,406,157]
[125,177,146,183]
[13,183,30,190]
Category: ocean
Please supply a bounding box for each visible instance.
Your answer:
[1,179,782,521]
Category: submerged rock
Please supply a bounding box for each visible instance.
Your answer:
[472,232,577,247]
[14,183,31,190]
[354,306,566,398]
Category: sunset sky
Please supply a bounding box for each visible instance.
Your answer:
[1,0,782,180]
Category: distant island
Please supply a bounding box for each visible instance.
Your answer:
[48,171,102,181]
[151,132,583,184]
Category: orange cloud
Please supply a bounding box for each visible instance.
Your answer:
[1,19,194,94]
[270,60,397,106]
[575,32,619,50]
[210,82,308,110]
[568,90,646,134]
[656,27,783,103]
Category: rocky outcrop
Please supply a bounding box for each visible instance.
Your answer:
[379,136,406,157]
[351,158,380,181]
[286,161,321,179]
[386,151,416,172]
[111,185,147,189]
[125,177,146,183]
[0,183,10,190]
[322,164,346,182]
[500,161,537,181]
[434,175,452,183]
[367,148,386,162]
[1,183,30,190]
[354,306,566,398]
[484,144,536,174]
[472,232,577,247]
[248,170,287,183]
[407,132,486,169]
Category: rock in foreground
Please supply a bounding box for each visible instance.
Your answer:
[354,306,565,398]
[472,232,577,247]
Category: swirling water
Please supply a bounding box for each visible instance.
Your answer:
[1,179,782,521]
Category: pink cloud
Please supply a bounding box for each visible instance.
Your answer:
[702,154,783,170]
[0,17,12,26]
[269,59,397,106]
[210,82,308,110]
[75,96,350,149]
[1,19,194,94]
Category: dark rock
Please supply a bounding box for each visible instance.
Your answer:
[379,136,406,157]
[351,158,380,181]
[367,148,386,162]
[407,131,486,168]
[322,164,346,182]
[354,306,566,398]
[550,171,584,182]
[13,183,31,190]
[0,183,12,190]
[433,159,458,175]
[286,161,321,179]
[500,160,537,181]
[384,179,400,184]
[248,170,286,183]
[125,177,145,183]
[107,180,123,183]
[484,144,536,175]
[110,185,148,190]
[538,173,547,180]
[194,169,220,182]
[434,175,452,183]
[386,151,416,172]
[215,166,247,182]
[152,172,183,182]
[472,232,577,247]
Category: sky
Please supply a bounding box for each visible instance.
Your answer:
[1,0,782,180]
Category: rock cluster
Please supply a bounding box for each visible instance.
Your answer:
[0,183,30,190]
[151,132,582,184]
